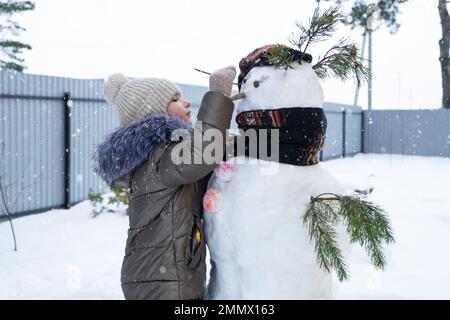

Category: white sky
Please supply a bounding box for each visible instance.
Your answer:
[13,0,443,109]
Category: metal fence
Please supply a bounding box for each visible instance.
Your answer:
[321,102,362,160]
[362,109,450,157]
[1,70,360,219]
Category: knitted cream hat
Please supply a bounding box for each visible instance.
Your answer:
[103,73,182,126]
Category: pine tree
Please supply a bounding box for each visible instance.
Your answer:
[0,1,35,72]
[317,0,408,33]
[438,0,450,109]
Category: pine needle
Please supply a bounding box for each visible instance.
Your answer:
[285,6,371,86]
[303,193,395,281]
[290,6,344,60]
[304,198,349,281]
[264,46,296,70]
[312,38,370,86]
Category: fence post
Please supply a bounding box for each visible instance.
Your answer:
[63,92,71,209]
[361,111,365,153]
[342,108,346,158]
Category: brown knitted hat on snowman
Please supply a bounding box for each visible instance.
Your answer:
[103,73,182,126]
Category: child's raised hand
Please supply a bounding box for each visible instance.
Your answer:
[209,65,236,98]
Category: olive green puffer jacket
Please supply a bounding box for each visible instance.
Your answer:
[94,91,234,299]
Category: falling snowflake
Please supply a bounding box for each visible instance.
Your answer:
[159,266,167,274]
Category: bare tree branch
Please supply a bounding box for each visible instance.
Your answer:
[0,141,17,251]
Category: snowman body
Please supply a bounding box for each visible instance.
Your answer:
[204,62,349,299]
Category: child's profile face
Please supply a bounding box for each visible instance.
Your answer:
[166,94,192,124]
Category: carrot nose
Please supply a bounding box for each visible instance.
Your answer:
[230,92,246,101]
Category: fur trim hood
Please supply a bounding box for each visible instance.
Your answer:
[92,114,191,186]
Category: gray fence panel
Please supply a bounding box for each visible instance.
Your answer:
[345,108,363,156]
[319,103,363,160]
[69,100,119,203]
[363,109,450,157]
[0,96,65,215]
[322,103,343,160]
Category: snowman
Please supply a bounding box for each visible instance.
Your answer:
[203,44,351,299]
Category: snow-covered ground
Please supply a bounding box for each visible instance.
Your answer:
[1,154,449,300]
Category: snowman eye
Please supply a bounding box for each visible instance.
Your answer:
[252,76,268,88]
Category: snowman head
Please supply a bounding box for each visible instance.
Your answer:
[236,44,324,114]
[234,44,328,167]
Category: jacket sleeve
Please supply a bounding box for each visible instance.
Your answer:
[150,91,234,188]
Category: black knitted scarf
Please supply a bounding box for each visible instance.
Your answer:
[235,107,327,166]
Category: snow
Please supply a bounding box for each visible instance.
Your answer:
[236,63,324,114]
[0,201,128,300]
[204,157,349,299]
[322,154,450,299]
[1,154,450,299]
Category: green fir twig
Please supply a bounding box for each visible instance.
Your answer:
[303,195,349,280]
[303,193,395,281]
[264,6,371,86]
[261,7,343,71]
[264,46,296,71]
[290,6,344,62]
[312,38,370,86]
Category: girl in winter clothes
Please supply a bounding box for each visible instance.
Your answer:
[93,66,236,299]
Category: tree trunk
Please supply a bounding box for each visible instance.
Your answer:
[438,0,450,109]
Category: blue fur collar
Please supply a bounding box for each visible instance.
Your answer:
[92,114,191,186]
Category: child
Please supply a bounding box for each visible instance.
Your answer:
[93,66,236,299]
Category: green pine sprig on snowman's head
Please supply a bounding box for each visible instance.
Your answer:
[264,6,370,87]
[263,46,296,71]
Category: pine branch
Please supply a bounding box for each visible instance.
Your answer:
[290,6,344,62]
[2,19,26,36]
[263,46,296,70]
[0,60,24,72]
[303,193,395,281]
[303,198,349,281]
[340,195,395,269]
[0,1,35,15]
[0,40,32,51]
[0,41,32,71]
[0,2,35,72]
[313,37,371,86]
[266,6,368,87]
